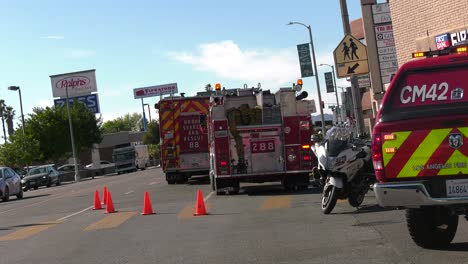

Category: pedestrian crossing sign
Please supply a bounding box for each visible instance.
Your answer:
[333,34,369,78]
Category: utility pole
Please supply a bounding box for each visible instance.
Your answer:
[339,0,366,136]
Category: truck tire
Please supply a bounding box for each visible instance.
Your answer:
[406,207,458,249]
[166,173,176,185]
[321,185,340,214]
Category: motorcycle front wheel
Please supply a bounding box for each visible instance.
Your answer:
[322,184,340,214]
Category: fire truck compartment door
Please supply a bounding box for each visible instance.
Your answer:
[179,153,210,170]
[246,136,283,173]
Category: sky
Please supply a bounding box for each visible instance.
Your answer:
[0,0,367,129]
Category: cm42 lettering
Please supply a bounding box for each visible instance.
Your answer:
[400,82,448,104]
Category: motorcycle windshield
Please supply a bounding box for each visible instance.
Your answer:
[324,126,352,157]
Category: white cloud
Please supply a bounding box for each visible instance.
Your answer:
[168,40,346,90]
[41,35,64,40]
[168,40,302,87]
[66,49,96,58]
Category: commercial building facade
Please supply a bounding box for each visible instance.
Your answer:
[389,0,468,65]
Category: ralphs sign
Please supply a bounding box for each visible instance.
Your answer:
[133,83,178,99]
[50,69,97,98]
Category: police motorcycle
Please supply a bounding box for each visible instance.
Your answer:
[311,125,374,214]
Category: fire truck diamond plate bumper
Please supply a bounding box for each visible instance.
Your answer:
[374,182,468,208]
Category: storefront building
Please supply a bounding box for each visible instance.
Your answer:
[389,0,468,65]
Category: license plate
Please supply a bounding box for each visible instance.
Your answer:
[251,140,275,154]
[446,179,468,197]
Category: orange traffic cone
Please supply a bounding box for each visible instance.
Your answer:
[102,186,108,205]
[105,191,116,213]
[141,192,155,215]
[92,190,103,210]
[194,190,207,216]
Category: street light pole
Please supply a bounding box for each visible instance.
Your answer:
[7,86,25,135]
[288,22,326,135]
[65,86,80,182]
[144,103,152,123]
[319,64,341,123]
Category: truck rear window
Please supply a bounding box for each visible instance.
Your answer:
[381,65,468,122]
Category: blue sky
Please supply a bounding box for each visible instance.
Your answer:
[0,0,366,127]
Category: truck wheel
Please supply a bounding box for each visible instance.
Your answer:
[406,207,458,249]
[228,181,240,195]
[166,173,176,185]
[215,179,225,195]
[321,185,340,214]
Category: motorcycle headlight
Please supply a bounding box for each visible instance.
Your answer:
[21,179,26,184]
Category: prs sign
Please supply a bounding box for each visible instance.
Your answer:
[50,69,97,98]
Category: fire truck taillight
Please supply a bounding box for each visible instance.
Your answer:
[384,134,395,141]
[220,161,228,166]
[299,121,310,130]
[303,155,311,161]
[372,134,383,171]
[302,145,310,149]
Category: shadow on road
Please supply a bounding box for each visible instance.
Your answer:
[0,222,55,231]
[243,184,323,196]
[21,194,51,200]
[438,242,468,251]
[335,204,398,215]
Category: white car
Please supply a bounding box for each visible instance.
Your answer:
[85,160,115,175]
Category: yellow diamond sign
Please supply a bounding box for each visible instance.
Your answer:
[333,34,369,78]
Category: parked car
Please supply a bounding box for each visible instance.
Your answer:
[85,160,115,175]
[0,166,23,201]
[21,164,61,191]
[57,164,99,180]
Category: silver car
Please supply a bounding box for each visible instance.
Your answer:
[0,166,23,201]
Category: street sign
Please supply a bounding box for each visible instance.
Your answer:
[334,34,369,78]
[296,43,314,77]
[324,72,334,93]
[50,69,97,98]
[54,93,100,114]
[133,83,178,99]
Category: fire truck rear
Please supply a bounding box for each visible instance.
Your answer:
[373,46,468,248]
[209,82,315,194]
[157,92,212,184]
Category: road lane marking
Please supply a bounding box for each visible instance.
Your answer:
[125,190,134,195]
[177,203,212,220]
[260,196,292,211]
[149,181,158,185]
[204,191,214,202]
[0,221,61,241]
[84,212,137,231]
[56,206,93,222]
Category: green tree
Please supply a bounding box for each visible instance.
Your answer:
[4,106,15,138]
[143,121,160,145]
[25,102,102,163]
[0,100,7,142]
[101,112,142,134]
[0,132,40,168]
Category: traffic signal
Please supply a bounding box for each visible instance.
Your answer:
[215,83,221,91]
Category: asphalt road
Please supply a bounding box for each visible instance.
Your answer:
[2,167,468,264]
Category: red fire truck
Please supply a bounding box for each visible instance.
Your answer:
[372,46,468,248]
[157,92,213,184]
[208,82,316,194]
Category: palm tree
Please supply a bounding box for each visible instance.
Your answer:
[0,100,7,142]
[4,106,15,138]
